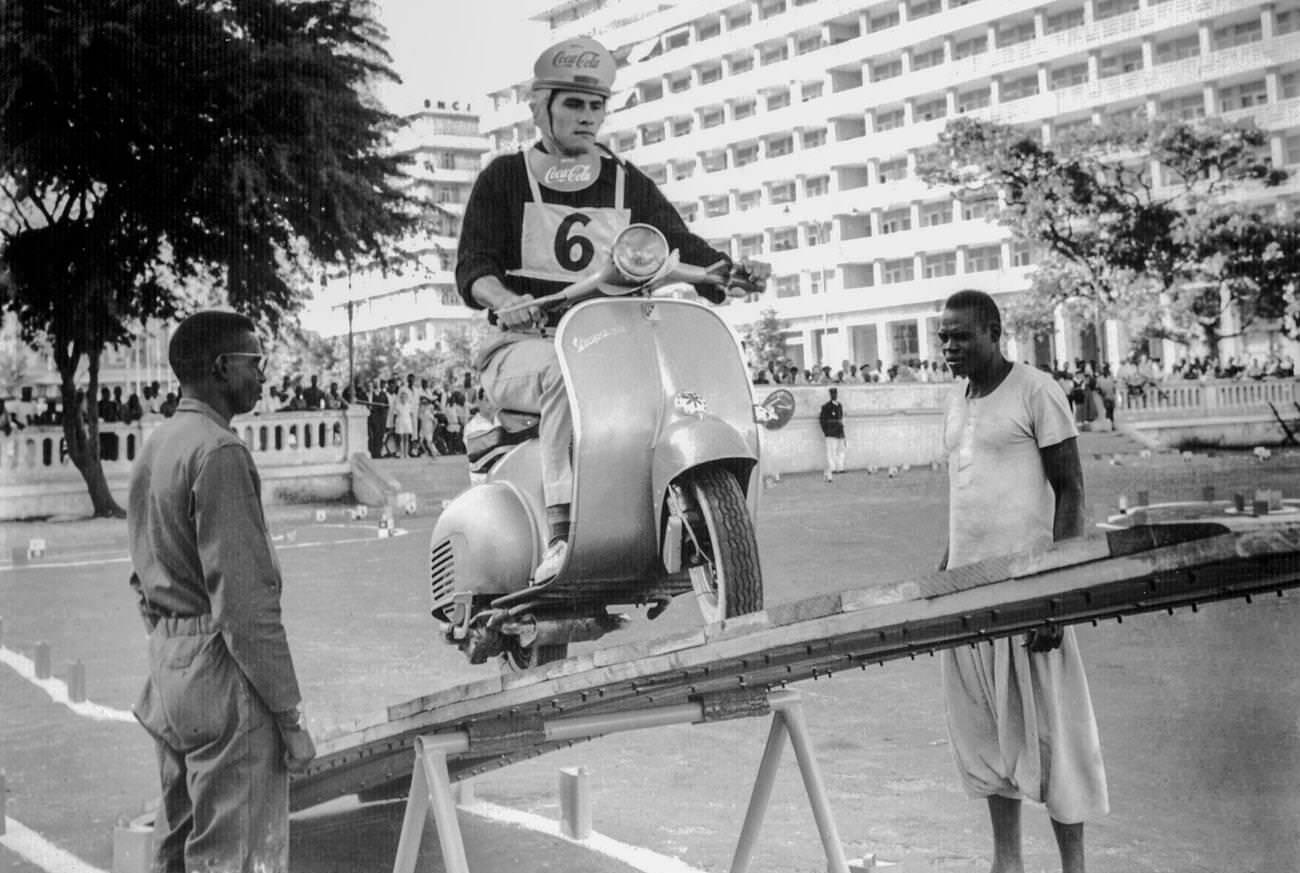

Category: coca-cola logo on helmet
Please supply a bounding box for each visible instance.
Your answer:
[551,49,603,70]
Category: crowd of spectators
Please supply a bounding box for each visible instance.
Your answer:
[753,358,957,385]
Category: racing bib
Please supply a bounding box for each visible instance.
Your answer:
[509,154,631,284]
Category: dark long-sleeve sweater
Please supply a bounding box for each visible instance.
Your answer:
[455,147,731,319]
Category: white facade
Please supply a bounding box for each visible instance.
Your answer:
[481,0,1300,370]
[304,100,490,350]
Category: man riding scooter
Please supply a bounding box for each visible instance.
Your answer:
[455,35,769,586]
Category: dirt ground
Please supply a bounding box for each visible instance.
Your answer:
[1,429,1298,872]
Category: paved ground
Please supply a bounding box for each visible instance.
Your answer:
[1,430,1298,872]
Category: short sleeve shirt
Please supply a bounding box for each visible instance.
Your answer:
[944,363,1076,568]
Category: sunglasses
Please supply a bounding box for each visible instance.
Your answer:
[218,352,268,377]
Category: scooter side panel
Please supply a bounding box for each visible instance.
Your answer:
[556,300,666,583]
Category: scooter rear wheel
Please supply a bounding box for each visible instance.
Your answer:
[681,467,763,622]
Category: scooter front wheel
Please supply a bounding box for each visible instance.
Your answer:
[680,467,763,623]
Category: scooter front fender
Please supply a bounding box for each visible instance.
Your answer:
[652,415,757,532]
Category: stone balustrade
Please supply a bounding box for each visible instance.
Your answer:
[1118,378,1300,420]
[0,408,368,520]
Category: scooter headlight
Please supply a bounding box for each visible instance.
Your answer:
[611,224,669,282]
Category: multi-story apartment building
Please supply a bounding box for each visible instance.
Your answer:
[480,0,1300,371]
[304,99,490,353]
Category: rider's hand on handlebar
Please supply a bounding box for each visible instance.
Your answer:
[496,293,544,331]
[726,259,771,298]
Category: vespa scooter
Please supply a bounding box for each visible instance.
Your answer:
[429,224,763,669]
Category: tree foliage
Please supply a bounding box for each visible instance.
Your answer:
[0,0,415,514]
[742,307,790,375]
[917,115,1299,355]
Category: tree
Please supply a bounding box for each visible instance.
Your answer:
[742,307,790,378]
[0,0,415,515]
[917,115,1298,358]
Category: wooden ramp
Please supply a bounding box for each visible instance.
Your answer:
[291,522,1300,812]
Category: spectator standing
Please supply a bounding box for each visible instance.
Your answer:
[444,391,467,455]
[937,290,1107,873]
[1095,366,1117,431]
[301,375,324,409]
[127,310,314,873]
[818,387,846,483]
[99,387,121,422]
[390,386,417,458]
[366,381,388,458]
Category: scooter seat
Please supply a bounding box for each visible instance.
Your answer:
[465,412,539,467]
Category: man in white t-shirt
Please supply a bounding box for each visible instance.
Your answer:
[937,289,1108,873]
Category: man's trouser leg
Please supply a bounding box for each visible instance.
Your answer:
[480,337,573,507]
[136,622,290,873]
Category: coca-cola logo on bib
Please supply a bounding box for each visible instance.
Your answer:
[543,163,595,186]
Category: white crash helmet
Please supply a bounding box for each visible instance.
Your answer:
[531,36,616,98]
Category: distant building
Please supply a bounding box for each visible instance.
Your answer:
[303,98,488,356]
[479,0,1300,370]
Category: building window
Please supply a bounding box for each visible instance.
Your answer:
[912,46,945,71]
[727,10,752,28]
[1283,131,1300,165]
[738,190,762,211]
[739,234,764,257]
[908,0,942,18]
[1094,0,1139,19]
[735,143,759,166]
[1213,18,1263,49]
[767,135,793,158]
[702,152,727,173]
[953,35,987,60]
[1278,7,1300,35]
[1219,79,1268,111]
[698,20,721,40]
[767,90,791,111]
[880,209,912,234]
[759,0,787,18]
[1051,63,1089,90]
[915,97,947,122]
[965,245,1002,272]
[731,54,755,74]
[646,164,668,185]
[882,258,915,284]
[701,108,724,128]
[1011,241,1035,266]
[875,108,905,131]
[772,228,798,251]
[704,196,730,217]
[673,161,696,181]
[957,87,990,112]
[775,275,800,298]
[997,20,1036,48]
[1155,34,1200,64]
[1159,92,1205,120]
[806,220,832,244]
[1284,70,1300,100]
[700,65,723,85]
[796,34,824,55]
[879,157,907,181]
[871,58,903,81]
[642,124,665,146]
[672,118,693,137]
[869,10,900,31]
[802,128,827,149]
[1099,47,1144,78]
[1054,117,1093,138]
[1000,74,1040,101]
[1044,7,1084,33]
[664,29,690,51]
[678,202,698,223]
[805,175,830,197]
[669,76,691,94]
[770,181,797,204]
[760,44,789,65]
[802,81,824,101]
[920,202,953,226]
[963,198,998,220]
[734,101,756,120]
[924,251,957,278]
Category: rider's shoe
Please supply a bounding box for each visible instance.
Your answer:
[531,539,568,585]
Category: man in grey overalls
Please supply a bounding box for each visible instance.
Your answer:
[128,310,316,873]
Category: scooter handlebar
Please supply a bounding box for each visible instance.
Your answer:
[495,255,729,318]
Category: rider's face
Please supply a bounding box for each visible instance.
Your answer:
[544,92,606,156]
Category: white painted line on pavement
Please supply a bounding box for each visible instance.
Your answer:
[0,647,135,723]
[0,818,107,873]
[462,800,710,873]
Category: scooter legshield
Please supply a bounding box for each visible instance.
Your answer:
[556,298,759,584]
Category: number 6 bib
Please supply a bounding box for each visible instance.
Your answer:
[510,156,631,285]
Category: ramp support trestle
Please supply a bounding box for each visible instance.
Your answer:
[389,688,848,873]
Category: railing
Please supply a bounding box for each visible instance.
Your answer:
[1118,378,1300,419]
[0,408,367,485]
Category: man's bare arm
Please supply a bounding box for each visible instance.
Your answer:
[1041,436,1085,542]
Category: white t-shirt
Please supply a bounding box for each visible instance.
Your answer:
[944,363,1076,567]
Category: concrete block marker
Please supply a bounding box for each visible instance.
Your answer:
[66,661,86,704]
[314,509,328,523]
[111,817,153,873]
[33,642,51,680]
[558,766,592,840]
[27,538,46,560]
